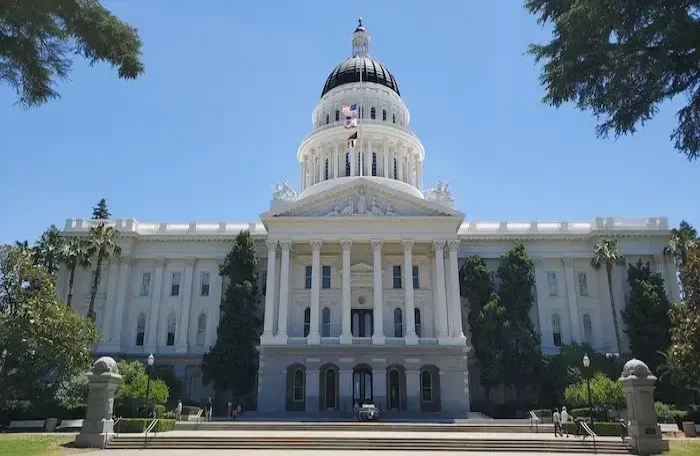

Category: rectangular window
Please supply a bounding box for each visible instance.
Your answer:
[305,266,312,289]
[171,272,181,296]
[261,272,267,296]
[412,265,420,290]
[578,272,588,296]
[200,271,210,297]
[393,265,402,289]
[322,265,331,289]
[547,271,558,296]
[553,331,562,346]
[140,272,151,297]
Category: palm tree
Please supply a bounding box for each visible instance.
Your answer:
[664,221,697,295]
[86,223,121,321]
[591,238,626,354]
[657,348,686,406]
[59,239,91,307]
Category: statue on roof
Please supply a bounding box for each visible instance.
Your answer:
[427,180,454,203]
[272,180,297,202]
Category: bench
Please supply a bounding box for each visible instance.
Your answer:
[7,420,46,431]
[57,419,84,430]
[659,423,682,436]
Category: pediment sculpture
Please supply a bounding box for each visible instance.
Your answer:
[325,187,397,217]
[272,180,297,202]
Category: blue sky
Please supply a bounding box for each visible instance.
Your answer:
[0,0,697,244]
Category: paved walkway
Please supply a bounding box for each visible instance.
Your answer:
[104,451,622,456]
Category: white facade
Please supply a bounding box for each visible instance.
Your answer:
[57,22,678,415]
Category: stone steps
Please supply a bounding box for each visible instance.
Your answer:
[107,435,630,453]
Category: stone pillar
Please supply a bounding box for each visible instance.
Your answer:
[350,148,355,177]
[176,257,195,352]
[416,160,423,191]
[333,143,339,178]
[110,256,132,346]
[339,368,353,412]
[406,368,420,412]
[433,241,449,340]
[276,241,292,342]
[373,363,387,412]
[101,261,120,343]
[447,240,466,339]
[340,241,353,344]
[372,241,385,344]
[306,367,320,412]
[300,162,305,192]
[308,241,322,345]
[262,241,278,342]
[563,257,582,343]
[318,154,324,182]
[397,149,404,182]
[383,142,389,178]
[619,359,668,455]
[402,240,418,344]
[75,357,122,448]
[145,257,165,352]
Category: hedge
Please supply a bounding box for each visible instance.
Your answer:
[116,418,176,433]
[563,421,624,437]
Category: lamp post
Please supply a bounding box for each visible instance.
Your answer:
[583,354,593,428]
[145,353,154,418]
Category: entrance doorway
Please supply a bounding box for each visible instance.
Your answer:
[388,368,402,411]
[351,309,373,337]
[352,366,373,407]
[323,368,337,410]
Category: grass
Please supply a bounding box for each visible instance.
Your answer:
[0,434,93,456]
[668,439,700,456]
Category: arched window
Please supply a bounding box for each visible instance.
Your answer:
[421,370,433,402]
[583,313,593,344]
[324,158,329,180]
[166,313,176,346]
[552,313,562,346]
[393,158,398,179]
[136,313,146,346]
[345,152,351,176]
[394,308,403,337]
[335,110,340,121]
[196,313,207,346]
[370,107,376,119]
[392,113,396,124]
[382,109,387,121]
[372,153,377,176]
[303,307,311,337]
[322,307,331,337]
[414,308,422,338]
[325,114,329,125]
[293,368,305,402]
[360,106,364,118]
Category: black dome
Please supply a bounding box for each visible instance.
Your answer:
[321,56,400,98]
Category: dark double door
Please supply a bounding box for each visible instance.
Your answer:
[351,309,373,337]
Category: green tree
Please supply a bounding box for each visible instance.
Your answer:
[92,198,111,220]
[665,221,698,293]
[59,238,91,307]
[114,360,169,417]
[622,260,670,371]
[497,242,542,399]
[1,0,144,108]
[86,199,121,320]
[525,0,700,161]
[202,230,262,403]
[591,238,626,354]
[33,225,63,278]
[657,348,687,406]
[0,245,99,413]
[564,372,625,417]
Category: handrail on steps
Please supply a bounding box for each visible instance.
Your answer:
[143,417,159,449]
[529,410,541,433]
[194,409,204,430]
[104,416,123,448]
[581,420,597,454]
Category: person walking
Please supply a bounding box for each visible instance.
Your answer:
[552,407,562,437]
[227,401,232,419]
[205,398,213,422]
[236,403,242,419]
[561,406,570,437]
[175,399,183,422]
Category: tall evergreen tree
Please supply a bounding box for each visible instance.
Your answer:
[92,198,111,219]
[202,230,262,403]
[622,260,670,371]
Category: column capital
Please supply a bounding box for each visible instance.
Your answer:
[563,256,575,268]
[185,257,196,266]
[279,240,292,251]
[120,255,133,266]
[371,240,383,251]
[265,240,278,252]
[432,240,446,251]
[401,239,414,252]
[154,257,166,267]
[341,240,353,251]
[310,240,323,252]
[447,239,460,251]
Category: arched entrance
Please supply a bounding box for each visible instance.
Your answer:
[386,365,407,412]
[352,364,373,407]
[319,364,339,411]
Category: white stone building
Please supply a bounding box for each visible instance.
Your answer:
[57,21,679,416]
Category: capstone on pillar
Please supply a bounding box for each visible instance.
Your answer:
[75,356,122,448]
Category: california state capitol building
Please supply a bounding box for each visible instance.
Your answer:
[56,21,679,417]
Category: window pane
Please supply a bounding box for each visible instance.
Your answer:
[412,265,420,289]
[140,273,151,296]
[322,265,331,289]
[393,265,402,289]
[578,272,588,296]
[201,271,210,296]
[171,272,181,296]
[305,266,312,289]
[547,271,558,296]
[414,308,421,337]
[304,308,310,337]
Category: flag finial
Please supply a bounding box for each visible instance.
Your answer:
[358,17,363,27]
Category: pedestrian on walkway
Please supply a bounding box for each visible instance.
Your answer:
[205,398,213,422]
[561,406,570,437]
[552,407,562,437]
[175,399,183,421]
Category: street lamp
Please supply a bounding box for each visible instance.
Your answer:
[582,354,593,428]
[145,353,154,418]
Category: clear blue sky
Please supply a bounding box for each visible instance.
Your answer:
[1,1,697,244]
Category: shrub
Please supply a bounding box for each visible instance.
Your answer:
[563,421,624,436]
[655,402,688,426]
[153,405,166,418]
[570,407,608,422]
[115,418,176,433]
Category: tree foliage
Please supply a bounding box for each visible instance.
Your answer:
[1,0,144,107]
[591,238,626,354]
[114,360,169,417]
[86,199,120,320]
[525,0,700,161]
[564,372,625,411]
[32,225,63,278]
[59,238,91,307]
[202,230,262,401]
[665,220,698,293]
[0,245,99,412]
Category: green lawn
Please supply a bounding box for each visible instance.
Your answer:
[0,434,93,456]
[668,439,700,456]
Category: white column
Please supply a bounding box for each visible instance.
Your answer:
[383,142,390,178]
[365,138,372,176]
[563,257,582,343]
[308,240,322,344]
[318,153,324,182]
[111,256,132,345]
[262,241,278,341]
[372,240,385,344]
[277,241,292,341]
[333,143,339,178]
[433,241,449,340]
[417,159,423,191]
[447,240,466,339]
[102,260,120,343]
[402,240,418,344]
[177,257,195,352]
[350,148,355,177]
[146,257,166,351]
[300,162,305,192]
[340,240,353,344]
[397,149,404,181]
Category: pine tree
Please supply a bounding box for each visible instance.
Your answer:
[202,230,262,403]
[92,198,111,220]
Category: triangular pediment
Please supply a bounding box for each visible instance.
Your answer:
[261,178,463,220]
